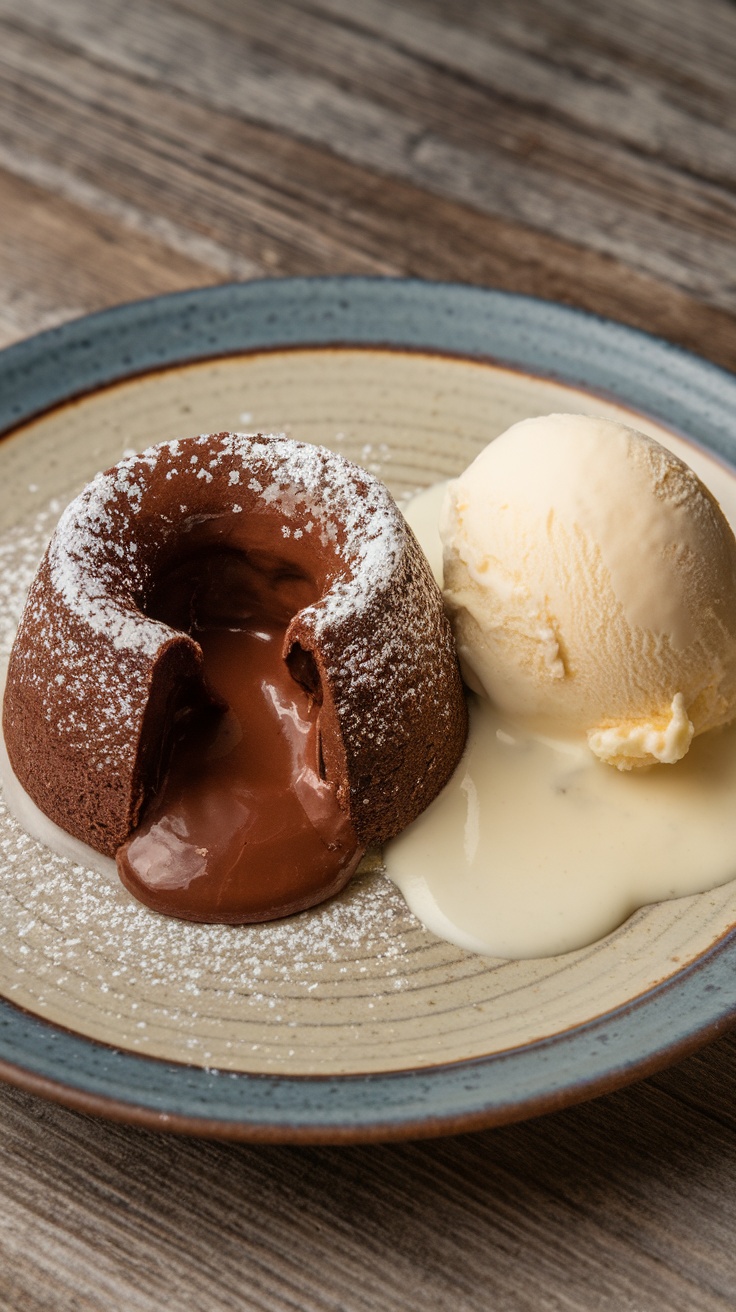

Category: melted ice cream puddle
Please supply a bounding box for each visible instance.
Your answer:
[391,447,736,959]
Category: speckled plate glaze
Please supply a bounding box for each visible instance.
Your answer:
[0,278,735,1143]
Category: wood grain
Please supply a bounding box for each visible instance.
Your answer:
[1,1033,736,1312]
[0,0,735,1307]
[0,0,734,362]
[0,169,218,344]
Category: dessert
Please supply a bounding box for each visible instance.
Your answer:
[386,415,736,958]
[2,432,467,923]
[441,413,736,767]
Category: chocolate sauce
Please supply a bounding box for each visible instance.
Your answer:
[117,553,364,924]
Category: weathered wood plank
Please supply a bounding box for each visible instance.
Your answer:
[397,0,736,108]
[183,0,736,185]
[0,11,733,366]
[0,169,222,346]
[295,0,736,163]
[1,1033,736,1312]
[2,0,734,309]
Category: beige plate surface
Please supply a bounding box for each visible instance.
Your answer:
[1,347,734,1076]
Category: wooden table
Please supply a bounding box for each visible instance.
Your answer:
[0,2,735,1307]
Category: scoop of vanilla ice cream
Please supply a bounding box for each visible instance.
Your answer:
[440,413,736,768]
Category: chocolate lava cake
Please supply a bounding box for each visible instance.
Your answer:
[3,433,467,922]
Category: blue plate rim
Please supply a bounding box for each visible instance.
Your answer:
[1,275,735,1142]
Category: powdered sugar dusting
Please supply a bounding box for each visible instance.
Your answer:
[47,432,403,655]
[0,505,59,662]
[7,434,420,783]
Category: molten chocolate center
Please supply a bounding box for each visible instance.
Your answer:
[116,549,363,923]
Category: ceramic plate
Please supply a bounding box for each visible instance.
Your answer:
[0,278,735,1142]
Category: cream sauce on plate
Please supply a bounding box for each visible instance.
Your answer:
[392,444,736,959]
